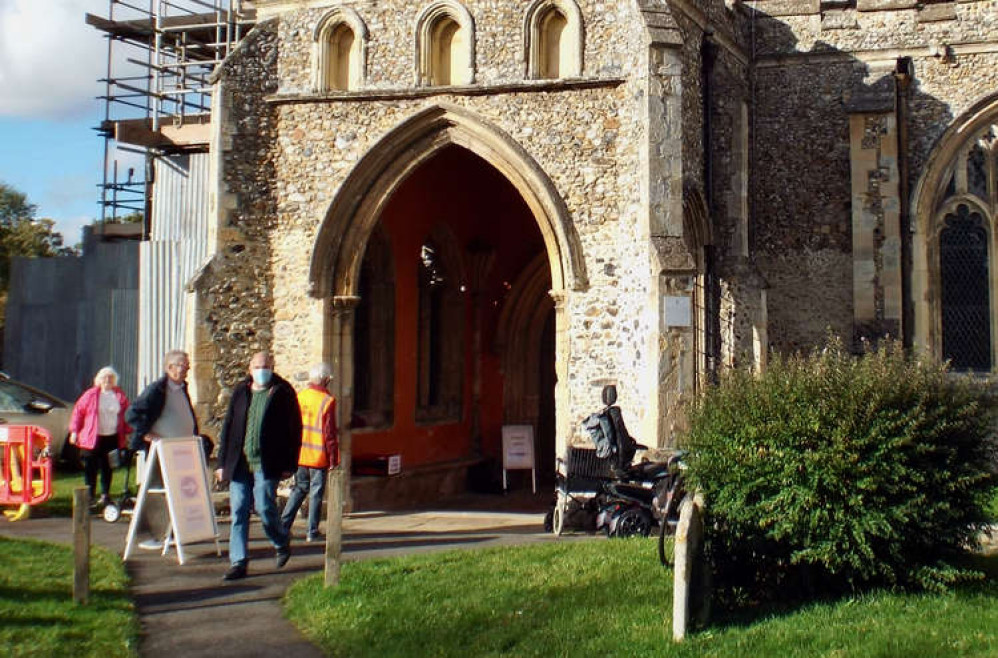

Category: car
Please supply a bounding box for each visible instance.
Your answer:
[0,373,72,465]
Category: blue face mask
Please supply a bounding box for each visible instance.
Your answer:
[252,368,273,387]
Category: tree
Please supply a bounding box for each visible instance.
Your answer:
[0,182,77,360]
[0,182,73,293]
[0,182,35,224]
[116,211,144,224]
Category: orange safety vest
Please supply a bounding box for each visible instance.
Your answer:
[297,387,336,469]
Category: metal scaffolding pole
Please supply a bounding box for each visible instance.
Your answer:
[90,0,254,225]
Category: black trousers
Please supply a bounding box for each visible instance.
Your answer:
[82,434,118,499]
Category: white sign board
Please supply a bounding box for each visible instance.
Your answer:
[663,296,692,328]
[501,425,536,493]
[159,438,216,546]
[124,437,219,565]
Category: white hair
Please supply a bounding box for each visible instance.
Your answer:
[94,366,119,387]
[163,349,189,370]
[309,363,333,385]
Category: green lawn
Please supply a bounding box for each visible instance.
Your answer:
[36,467,137,518]
[284,537,998,658]
[0,535,138,657]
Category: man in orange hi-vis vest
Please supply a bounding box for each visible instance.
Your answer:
[280,363,338,543]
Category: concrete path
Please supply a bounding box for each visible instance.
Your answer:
[0,493,565,657]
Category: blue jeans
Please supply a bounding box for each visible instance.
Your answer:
[280,466,326,537]
[228,461,289,566]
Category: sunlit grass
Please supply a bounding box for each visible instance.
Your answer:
[285,537,998,658]
[0,535,138,657]
[41,467,137,518]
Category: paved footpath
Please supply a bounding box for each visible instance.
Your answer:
[0,494,565,657]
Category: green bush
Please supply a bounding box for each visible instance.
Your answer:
[683,339,997,604]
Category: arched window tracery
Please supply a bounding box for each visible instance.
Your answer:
[416,226,465,422]
[932,123,997,371]
[353,226,395,428]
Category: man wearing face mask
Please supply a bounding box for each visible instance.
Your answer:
[215,351,302,581]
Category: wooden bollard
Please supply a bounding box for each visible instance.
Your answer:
[672,495,704,641]
[72,488,90,605]
[324,467,344,587]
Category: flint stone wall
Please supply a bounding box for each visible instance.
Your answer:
[201,1,715,443]
[748,0,998,353]
[269,0,649,92]
[195,0,998,443]
[197,21,281,427]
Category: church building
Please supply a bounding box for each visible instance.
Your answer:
[94,0,998,507]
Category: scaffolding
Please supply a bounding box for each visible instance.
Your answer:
[88,0,256,227]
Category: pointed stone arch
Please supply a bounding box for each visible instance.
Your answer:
[311,104,588,508]
[494,252,556,479]
[309,103,588,299]
[682,183,720,388]
[911,92,998,364]
[494,252,553,425]
[682,182,713,257]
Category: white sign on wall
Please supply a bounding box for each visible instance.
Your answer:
[501,425,536,493]
[663,296,692,328]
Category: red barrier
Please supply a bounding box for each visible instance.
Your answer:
[0,425,53,506]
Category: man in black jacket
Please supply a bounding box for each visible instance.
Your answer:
[125,349,199,550]
[215,351,302,581]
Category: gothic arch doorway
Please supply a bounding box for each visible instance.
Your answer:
[311,106,586,507]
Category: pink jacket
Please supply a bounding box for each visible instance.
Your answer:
[69,386,131,450]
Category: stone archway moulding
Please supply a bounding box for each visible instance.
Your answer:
[682,182,713,257]
[494,253,553,425]
[309,102,589,300]
[910,92,998,360]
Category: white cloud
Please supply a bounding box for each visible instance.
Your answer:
[0,0,109,119]
[53,214,93,248]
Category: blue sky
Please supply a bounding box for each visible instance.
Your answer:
[0,0,120,246]
[0,116,103,246]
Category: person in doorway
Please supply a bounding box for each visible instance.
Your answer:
[280,363,339,543]
[215,351,302,581]
[125,350,200,550]
[68,366,131,509]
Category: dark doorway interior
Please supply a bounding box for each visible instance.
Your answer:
[349,145,553,504]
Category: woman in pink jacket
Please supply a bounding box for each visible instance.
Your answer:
[69,366,131,507]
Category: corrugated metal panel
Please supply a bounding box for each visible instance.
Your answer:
[3,234,138,402]
[110,289,139,400]
[4,258,84,401]
[17,304,79,401]
[151,153,211,248]
[137,152,211,389]
[138,241,187,388]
